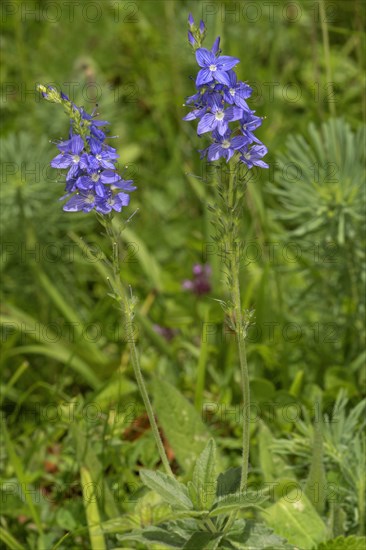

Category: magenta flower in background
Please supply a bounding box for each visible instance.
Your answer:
[182,264,212,296]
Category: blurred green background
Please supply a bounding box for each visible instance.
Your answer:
[0,0,365,547]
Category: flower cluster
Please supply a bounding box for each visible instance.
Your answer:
[182,263,212,296]
[183,16,268,169]
[38,85,136,214]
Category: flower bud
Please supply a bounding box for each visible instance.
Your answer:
[188,31,196,46]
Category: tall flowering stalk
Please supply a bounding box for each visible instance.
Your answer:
[184,16,268,492]
[37,85,173,477]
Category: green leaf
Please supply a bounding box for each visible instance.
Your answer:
[0,305,101,388]
[121,226,163,291]
[80,466,107,550]
[55,508,77,531]
[71,422,119,519]
[118,526,186,548]
[192,438,217,509]
[258,422,294,484]
[263,489,327,548]
[137,525,187,547]
[304,402,326,514]
[187,480,200,510]
[91,375,136,407]
[140,469,193,510]
[0,528,25,550]
[209,491,267,517]
[317,536,366,550]
[216,467,242,497]
[2,421,43,533]
[227,519,295,549]
[151,379,211,472]
[182,531,221,549]
[250,378,275,402]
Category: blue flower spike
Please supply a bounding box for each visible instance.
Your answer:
[38,84,136,214]
[183,25,268,168]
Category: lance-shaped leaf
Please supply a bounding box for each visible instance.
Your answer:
[209,490,267,517]
[192,438,217,509]
[140,469,193,510]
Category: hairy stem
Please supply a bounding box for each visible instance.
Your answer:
[227,166,250,492]
[232,263,250,491]
[105,217,174,477]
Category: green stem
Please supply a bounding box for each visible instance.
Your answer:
[232,262,250,492]
[194,303,210,411]
[227,167,250,492]
[105,217,174,478]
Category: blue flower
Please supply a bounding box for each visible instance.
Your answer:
[86,137,119,170]
[221,70,252,111]
[197,96,243,136]
[111,178,137,192]
[200,129,249,162]
[95,191,130,214]
[63,189,130,214]
[51,135,85,179]
[182,106,207,121]
[239,145,269,169]
[63,190,97,213]
[75,169,121,198]
[240,111,264,145]
[184,85,222,112]
[195,48,240,87]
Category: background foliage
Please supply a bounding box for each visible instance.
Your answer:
[0,0,365,548]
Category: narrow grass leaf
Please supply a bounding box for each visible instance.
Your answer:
[80,466,107,550]
[2,421,43,533]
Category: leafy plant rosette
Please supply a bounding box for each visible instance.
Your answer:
[113,439,295,549]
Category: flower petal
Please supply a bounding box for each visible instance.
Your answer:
[213,70,232,86]
[217,55,240,70]
[197,113,216,135]
[51,154,72,169]
[195,48,215,67]
[196,68,213,87]
[70,135,84,155]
